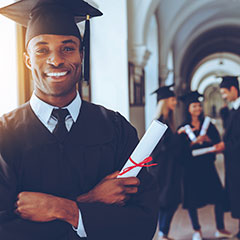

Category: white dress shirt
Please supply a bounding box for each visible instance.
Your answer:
[232,96,240,110]
[30,92,87,238]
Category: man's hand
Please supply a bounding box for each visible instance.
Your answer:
[15,192,79,227]
[211,141,225,153]
[76,171,140,206]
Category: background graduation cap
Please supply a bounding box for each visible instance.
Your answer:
[0,0,103,83]
[219,75,239,90]
[151,84,175,102]
[178,90,203,107]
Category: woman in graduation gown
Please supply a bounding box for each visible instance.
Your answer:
[149,85,182,240]
[177,91,232,240]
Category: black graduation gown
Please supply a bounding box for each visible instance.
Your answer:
[149,116,182,208]
[178,121,225,209]
[0,101,158,240]
[223,107,240,218]
[219,106,230,130]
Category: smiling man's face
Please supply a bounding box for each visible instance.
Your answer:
[25,34,82,103]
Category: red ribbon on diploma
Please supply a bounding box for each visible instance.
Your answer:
[118,156,157,176]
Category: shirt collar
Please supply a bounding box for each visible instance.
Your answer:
[30,91,82,123]
[232,97,240,110]
[66,93,81,122]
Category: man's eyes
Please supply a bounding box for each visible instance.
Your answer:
[62,46,76,52]
[36,48,48,54]
[34,46,76,55]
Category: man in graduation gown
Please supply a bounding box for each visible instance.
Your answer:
[213,76,240,238]
[0,1,158,239]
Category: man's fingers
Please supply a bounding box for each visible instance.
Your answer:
[104,173,140,186]
[14,207,19,215]
[115,194,130,206]
[121,177,140,186]
[104,171,120,180]
[124,187,138,194]
[88,174,139,205]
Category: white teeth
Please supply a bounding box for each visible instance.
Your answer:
[46,71,68,77]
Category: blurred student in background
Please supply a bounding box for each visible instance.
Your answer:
[149,85,182,240]
[177,91,232,240]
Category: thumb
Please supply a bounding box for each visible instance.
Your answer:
[104,171,120,180]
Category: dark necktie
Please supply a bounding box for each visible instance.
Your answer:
[52,108,69,142]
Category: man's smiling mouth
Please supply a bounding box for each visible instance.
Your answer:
[46,71,68,77]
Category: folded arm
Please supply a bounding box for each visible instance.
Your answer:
[76,169,158,240]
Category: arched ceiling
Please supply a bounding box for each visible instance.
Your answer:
[128,0,240,91]
[127,0,161,65]
[179,25,240,89]
[168,0,240,90]
[128,0,161,47]
[191,53,240,93]
[127,0,240,125]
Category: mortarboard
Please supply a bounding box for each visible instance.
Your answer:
[151,84,175,101]
[0,0,103,82]
[219,76,239,90]
[178,91,203,106]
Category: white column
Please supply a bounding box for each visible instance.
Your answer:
[145,15,159,129]
[158,65,170,83]
[90,0,129,119]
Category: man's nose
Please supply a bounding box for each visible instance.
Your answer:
[47,51,64,67]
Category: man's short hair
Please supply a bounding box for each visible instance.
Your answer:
[219,76,239,90]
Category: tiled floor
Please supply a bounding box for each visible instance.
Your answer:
[152,154,239,240]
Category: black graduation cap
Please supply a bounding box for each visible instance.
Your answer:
[0,0,103,82]
[151,84,175,101]
[219,76,239,90]
[178,91,203,106]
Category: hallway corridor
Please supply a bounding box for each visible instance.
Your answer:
[166,204,238,240]
[153,154,239,240]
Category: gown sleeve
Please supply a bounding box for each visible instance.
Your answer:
[206,122,221,145]
[224,109,240,154]
[0,116,79,240]
[77,112,159,240]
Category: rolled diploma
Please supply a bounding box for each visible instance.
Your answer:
[184,124,197,142]
[117,120,168,178]
[199,116,211,136]
[192,146,216,157]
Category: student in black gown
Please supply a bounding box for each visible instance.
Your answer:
[213,76,240,238]
[177,91,232,240]
[0,1,158,240]
[149,85,182,240]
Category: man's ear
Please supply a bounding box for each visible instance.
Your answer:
[24,52,32,70]
[230,86,237,93]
